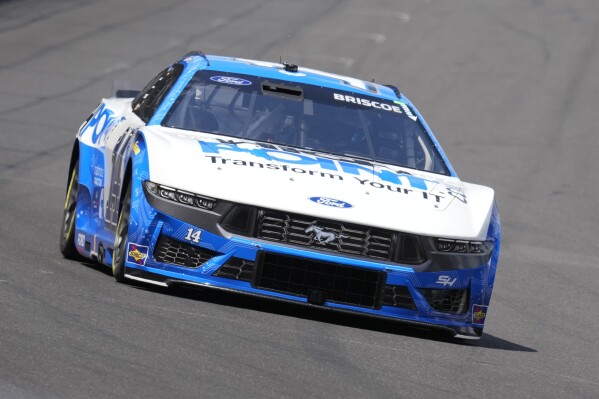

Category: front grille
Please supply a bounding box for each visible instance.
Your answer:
[381,285,416,310]
[254,252,385,309]
[256,210,395,261]
[418,288,469,314]
[153,235,220,268]
[213,257,255,282]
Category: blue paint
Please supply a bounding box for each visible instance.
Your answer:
[199,140,433,190]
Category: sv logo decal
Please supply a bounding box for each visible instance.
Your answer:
[435,275,457,287]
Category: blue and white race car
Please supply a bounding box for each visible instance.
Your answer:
[60,52,500,339]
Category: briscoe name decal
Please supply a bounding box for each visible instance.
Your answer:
[333,93,417,121]
[199,139,465,205]
[209,76,252,86]
[309,197,353,209]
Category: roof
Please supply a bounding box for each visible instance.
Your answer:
[179,53,403,102]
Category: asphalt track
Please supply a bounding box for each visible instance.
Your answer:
[1,0,598,398]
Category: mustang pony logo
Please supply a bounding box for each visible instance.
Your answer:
[305,225,349,245]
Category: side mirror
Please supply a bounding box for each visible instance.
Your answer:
[112,79,143,99]
[116,89,140,98]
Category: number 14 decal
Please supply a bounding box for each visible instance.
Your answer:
[184,228,202,243]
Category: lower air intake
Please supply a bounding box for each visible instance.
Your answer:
[381,285,416,310]
[418,288,469,314]
[213,257,255,282]
[153,235,220,268]
[254,252,385,309]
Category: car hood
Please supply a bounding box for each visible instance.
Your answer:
[141,127,495,240]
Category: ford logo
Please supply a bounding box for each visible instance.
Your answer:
[209,76,252,86]
[309,197,353,209]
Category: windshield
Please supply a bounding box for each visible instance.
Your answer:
[162,70,450,175]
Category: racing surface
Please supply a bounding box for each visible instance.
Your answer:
[1,0,598,397]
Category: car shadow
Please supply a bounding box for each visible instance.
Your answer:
[124,278,536,353]
[80,260,113,276]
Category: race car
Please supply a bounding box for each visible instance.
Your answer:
[60,52,500,339]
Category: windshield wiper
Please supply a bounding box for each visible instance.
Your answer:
[331,151,415,176]
[395,168,412,176]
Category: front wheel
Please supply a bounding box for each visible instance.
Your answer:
[59,161,82,259]
[112,182,131,283]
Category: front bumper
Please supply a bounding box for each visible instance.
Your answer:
[125,181,496,339]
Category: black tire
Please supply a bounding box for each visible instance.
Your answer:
[59,161,82,259]
[112,182,131,283]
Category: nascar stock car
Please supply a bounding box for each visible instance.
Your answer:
[59,52,500,339]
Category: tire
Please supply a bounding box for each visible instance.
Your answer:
[59,161,82,259]
[112,182,131,283]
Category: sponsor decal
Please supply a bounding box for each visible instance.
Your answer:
[77,233,85,247]
[333,93,417,121]
[309,196,353,209]
[93,165,104,187]
[472,304,488,324]
[305,225,349,245]
[198,139,461,205]
[209,76,252,86]
[79,103,125,145]
[435,275,457,287]
[127,243,148,266]
[200,140,429,188]
[132,141,140,155]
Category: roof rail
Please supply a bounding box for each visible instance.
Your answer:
[181,51,210,66]
[384,84,401,98]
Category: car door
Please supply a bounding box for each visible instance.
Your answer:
[103,63,184,233]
